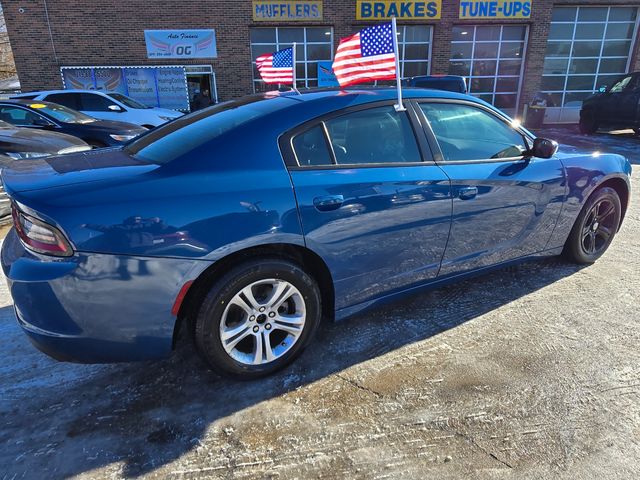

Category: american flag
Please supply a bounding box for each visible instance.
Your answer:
[332,23,397,87]
[256,47,294,84]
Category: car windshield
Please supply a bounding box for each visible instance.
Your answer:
[31,103,96,124]
[107,93,150,109]
[125,96,285,164]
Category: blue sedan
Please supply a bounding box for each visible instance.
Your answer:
[1,88,632,379]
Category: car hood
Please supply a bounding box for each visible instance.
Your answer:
[1,148,157,194]
[0,126,89,154]
[76,120,148,134]
[149,108,183,118]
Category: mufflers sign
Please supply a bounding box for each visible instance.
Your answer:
[356,1,442,20]
[253,1,323,21]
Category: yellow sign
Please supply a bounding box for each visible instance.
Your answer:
[459,1,531,19]
[29,104,47,109]
[253,1,323,21]
[356,1,442,20]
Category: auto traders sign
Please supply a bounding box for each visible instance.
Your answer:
[144,30,217,59]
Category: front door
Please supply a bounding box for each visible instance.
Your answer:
[600,74,640,126]
[416,101,566,276]
[285,104,453,310]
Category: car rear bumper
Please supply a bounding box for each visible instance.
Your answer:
[2,228,200,363]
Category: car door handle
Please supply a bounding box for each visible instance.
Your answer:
[313,195,344,212]
[458,186,478,200]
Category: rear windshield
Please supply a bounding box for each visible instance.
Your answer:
[124,96,284,164]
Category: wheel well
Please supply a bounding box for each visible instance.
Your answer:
[172,243,335,347]
[598,177,629,227]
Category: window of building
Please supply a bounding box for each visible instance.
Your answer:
[449,25,528,115]
[250,27,333,91]
[419,103,527,161]
[541,6,638,121]
[397,25,433,78]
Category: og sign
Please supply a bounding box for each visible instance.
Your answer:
[459,0,531,19]
[144,30,217,59]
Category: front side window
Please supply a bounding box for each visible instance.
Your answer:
[79,93,116,112]
[0,106,42,126]
[292,106,422,166]
[107,93,150,109]
[420,103,526,161]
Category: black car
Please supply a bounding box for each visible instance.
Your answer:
[0,120,91,219]
[580,72,640,134]
[403,75,467,93]
[0,100,147,147]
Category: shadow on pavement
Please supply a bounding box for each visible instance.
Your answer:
[0,256,585,478]
[535,125,640,165]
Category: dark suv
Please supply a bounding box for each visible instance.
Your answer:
[580,72,640,134]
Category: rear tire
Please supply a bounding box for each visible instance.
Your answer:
[194,259,321,379]
[563,187,621,264]
[579,111,598,134]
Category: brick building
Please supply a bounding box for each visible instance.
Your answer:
[2,0,640,122]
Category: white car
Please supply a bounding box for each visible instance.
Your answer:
[12,90,183,128]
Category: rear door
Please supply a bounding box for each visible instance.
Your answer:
[415,100,566,277]
[283,103,453,310]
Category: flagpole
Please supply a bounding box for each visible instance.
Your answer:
[292,42,300,94]
[391,17,405,111]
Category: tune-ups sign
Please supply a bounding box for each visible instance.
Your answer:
[459,0,531,18]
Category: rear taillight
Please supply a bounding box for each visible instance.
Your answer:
[12,204,73,257]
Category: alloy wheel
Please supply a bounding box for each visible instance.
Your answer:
[581,199,616,255]
[219,279,306,365]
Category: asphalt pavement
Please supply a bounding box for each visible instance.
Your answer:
[0,129,638,479]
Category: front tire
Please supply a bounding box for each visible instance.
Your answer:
[563,187,622,264]
[194,259,321,379]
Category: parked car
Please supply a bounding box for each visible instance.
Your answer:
[0,100,147,148]
[579,72,640,134]
[13,90,183,128]
[1,88,631,379]
[403,75,467,93]
[0,121,90,219]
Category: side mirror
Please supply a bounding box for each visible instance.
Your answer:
[107,104,123,112]
[529,138,558,159]
[598,85,608,93]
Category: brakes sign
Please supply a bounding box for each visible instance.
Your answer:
[356,1,442,20]
[459,1,532,18]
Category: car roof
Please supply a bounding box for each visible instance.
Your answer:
[13,89,111,96]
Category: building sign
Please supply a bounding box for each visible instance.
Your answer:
[356,1,441,20]
[459,1,531,19]
[318,61,339,87]
[61,66,190,111]
[253,1,323,21]
[144,30,217,59]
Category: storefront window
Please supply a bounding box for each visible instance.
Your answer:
[250,27,333,91]
[449,25,528,115]
[541,6,638,121]
[397,25,433,78]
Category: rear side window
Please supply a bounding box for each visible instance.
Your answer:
[419,103,526,161]
[292,106,422,167]
[45,93,81,110]
[292,125,333,166]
